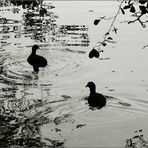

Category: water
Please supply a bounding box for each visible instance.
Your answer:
[0,1,148,147]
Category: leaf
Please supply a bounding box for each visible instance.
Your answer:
[113,27,117,34]
[120,8,125,14]
[105,32,109,36]
[107,37,113,40]
[130,6,136,13]
[94,19,100,25]
[89,49,100,58]
[139,0,147,4]
[128,0,132,4]
[139,5,148,14]
[123,4,132,9]
[101,42,107,46]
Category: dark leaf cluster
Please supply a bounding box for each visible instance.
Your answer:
[121,0,148,15]
[120,0,148,28]
[9,0,39,10]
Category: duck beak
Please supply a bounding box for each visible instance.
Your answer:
[86,84,88,87]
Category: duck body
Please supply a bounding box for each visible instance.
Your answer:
[86,82,106,108]
[88,92,106,108]
[27,45,47,72]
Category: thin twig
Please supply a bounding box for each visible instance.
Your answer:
[127,13,147,28]
[93,0,125,51]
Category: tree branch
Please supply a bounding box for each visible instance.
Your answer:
[93,0,125,52]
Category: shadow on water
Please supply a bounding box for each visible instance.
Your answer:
[0,1,90,147]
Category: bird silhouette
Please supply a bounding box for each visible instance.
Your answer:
[27,45,47,72]
[86,82,106,108]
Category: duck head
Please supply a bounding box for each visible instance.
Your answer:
[86,81,96,93]
[32,45,39,54]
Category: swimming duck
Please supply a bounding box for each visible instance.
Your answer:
[86,82,106,108]
[27,45,47,72]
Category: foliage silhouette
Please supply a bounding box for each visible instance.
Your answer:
[94,19,101,25]
[1,0,48,16]
[89,48,100,58]
[89,0,148,59]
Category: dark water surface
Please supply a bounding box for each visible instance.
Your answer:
[0,2,89,147]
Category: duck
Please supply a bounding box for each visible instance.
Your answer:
[86,82,106,108]
[27,45,47,72]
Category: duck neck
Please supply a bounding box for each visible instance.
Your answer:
[90,88,96,93]
[31,50,36,55]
